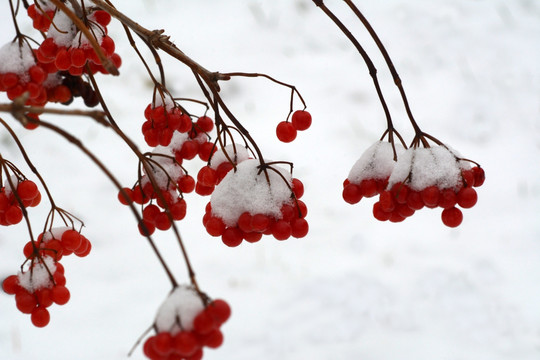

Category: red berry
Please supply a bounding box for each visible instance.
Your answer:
[16,180,39,200]
[153,332,173,356]
[439,188,457,209]
[2,275,19,295]
[360,179,379,198]
[117,187,133,205]
[250,213,271,232]
[173,331,199,357]
[170,199,187,221]
[31,306,50,327]
[291,110,312,131]
[441,207,463,227]
[237,212,253,233]
[205,216,226,236]
[154,212,172,231]
[207,299,231,324]
[472,167,485,187]
[197,166,217,187]
[179,140,200,160]
[373,202,391,221]
[457,187,478,209]
[196,116,214,133]
[5,205,23,225]
[291,218,309,238]
[178,175,196,193]
[421,186,440,208]
[198,142,216,162]
[379,191,395,212]
[51,285,70,305]
[200,329,224,348]
[193,311,216,335]
[272,220,292,240]
[342,183,362,204]
[221,227,243,247]
[138,219,155,236]
[61,230,82,251]
[291,178,304,199]
[276,121,297,143]
[15,289,37,314]
[92,10,112,26]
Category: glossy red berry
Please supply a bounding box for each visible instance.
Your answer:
[276,121,297,143]
[441,206,463,227]
[291,110,312,131]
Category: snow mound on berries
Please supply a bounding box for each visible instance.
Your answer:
[152,95,175,110]
[348,141,404,183]
[388,145,468,191]
[154,286,205,334]
[3,174,19,196]
[17,256,56,292]
[42,227,70,242]
[47,8,77,47]
[0,42,35,75]
[209,144,250,169]
[142,149,185,189]
[210,159,293,226]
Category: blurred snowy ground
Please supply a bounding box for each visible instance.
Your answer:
[0,0,539,359]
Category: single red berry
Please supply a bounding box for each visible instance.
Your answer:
[5,205,23,225]
[439,188,457,209]
[31,306,50,327]
[472,167,485,187]
[178,175,196,193]
[360,179,379,198]
[16,180,39,200]
[170,200,187,221]
[51,285,70,305]
[272,220,292,241]
[195,182,215,196]
[243,232,263,243]
[15,289,38,314]
[117,187,133,205]
[342,183,362,204]
[205,216,226,236]
[193,311,216,335]
[198,142,216,162]
[28,65,46,84]
[61,230,82,251]
[291,110,312,131]
[197,166,217,187]
[221,227,243,247]
[291,178,304,199]
[250,213,271,232]
[276,121,297,143]
[2,275,19,295]
[173,331,199,357]
[196,116,214,133]
[291,218,309,238]
[138,219,156,236]
[406,190,424,210]
[154,212,172,231]
[379,191,395,213]
[216,162,234,183]
[457,187,478,209]
[153,332,173,356]
[441,206,463,227]
[200,329,224,348]
[237,212,253,233]
[207,299,231,324]
[179,140,199,160]
[421,186,440,208]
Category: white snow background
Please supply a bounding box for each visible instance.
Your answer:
[1,0,539,359]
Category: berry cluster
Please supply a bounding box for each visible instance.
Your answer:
[35,8,121,77]
[24,227,92,260]
[0,178,41,226]
[142,103,193,147]
[195,144,250,196]
[27,2,56,32]
[344,142,485,227]
[203,159,309,246]
[276,110,312,143]
[0,42,49,106]
[143,286,231,360]
[118,152,194,235]
[2,256,70,327]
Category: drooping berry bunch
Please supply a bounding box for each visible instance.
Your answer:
[35,6,121,77]
[142,286,231,360]
[276,110,312,143]
[142,101,193,147]
[203,159,309,247]
[118,150,194,235]
[23,227,92,260]
[2,256,70,328]
[0,176,41,226]
[0,42,48,106]
[344,142,485,227]
[195,144,250,196]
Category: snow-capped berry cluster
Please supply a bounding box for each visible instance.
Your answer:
[2,256,70,328]
[118,148,194,235]
[344,142,485,227]
[203,159,309,246]
[0,42,49,106]
[276,110,312,143]
[143,286,231,360]
[0,178,41,226]
[343,141,405,205]
[23,227,92,260]
[195,144,250,196]
[35,6,121,77]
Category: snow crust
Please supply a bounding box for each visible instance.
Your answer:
[209,143,250,169]
[47,8,77,47]
[154,285,205,334]
[143,148,185,189]
[348,141,404,183]
[210,159,293,226]
[17,256,56,292]
[388,145,468,191]
[0,42,35,76]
